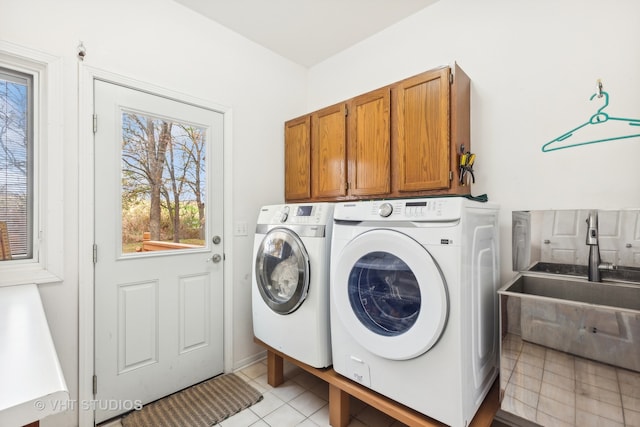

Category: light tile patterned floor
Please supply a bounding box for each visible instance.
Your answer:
[100,358,410,427]
[500,333,640,426]
[221,359,409,427]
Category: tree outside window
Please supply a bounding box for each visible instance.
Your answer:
[121,112,206,253]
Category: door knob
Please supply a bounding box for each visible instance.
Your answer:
[212,235,221,244]
[207,254,222,263]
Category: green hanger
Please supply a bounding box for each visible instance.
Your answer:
[542,87,640,152]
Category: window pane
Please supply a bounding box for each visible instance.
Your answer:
[0,68,33,260]
[121,112,206,254]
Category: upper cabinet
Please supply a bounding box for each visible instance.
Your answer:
[311,102,347,199]
[392,63,470,198]
[284,115,311,201]
[347,87,391,197]
[392,67,450,194]
[284,63,471,202]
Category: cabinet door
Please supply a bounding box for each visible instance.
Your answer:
[347,87,391,197]
[394,67,450,192]
[284,115,311,201]
[312,103,347,199]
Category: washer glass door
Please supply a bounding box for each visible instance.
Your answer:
[333,229,448,360]
[255,228,310,314]
[349,251,421,336]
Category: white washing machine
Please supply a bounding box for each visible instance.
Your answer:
[330,197,499,427]
[252,203,334,368]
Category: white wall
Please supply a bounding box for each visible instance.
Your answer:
[1,0,305,425]
[307,0,640,283]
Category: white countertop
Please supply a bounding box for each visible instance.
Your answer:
[0,284,69,426]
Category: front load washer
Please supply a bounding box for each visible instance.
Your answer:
[252,203,334,368]
[330,197,499,427]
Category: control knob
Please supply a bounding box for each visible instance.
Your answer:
[280,206,290,223]
[378,202,393,217]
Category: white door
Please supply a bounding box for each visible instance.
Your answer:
[93,80,225,423]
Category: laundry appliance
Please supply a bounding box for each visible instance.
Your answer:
[252,203,334,368]
[330,197,499,427]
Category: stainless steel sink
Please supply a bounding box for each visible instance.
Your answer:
[527,261,640,283]
[501,271,640,311]
[499,272,640,373]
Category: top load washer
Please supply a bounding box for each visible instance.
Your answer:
[252,202,334,368]
[330,197,499,427]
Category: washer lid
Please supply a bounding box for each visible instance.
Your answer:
[332,229,448,360]
[255,228,310,314]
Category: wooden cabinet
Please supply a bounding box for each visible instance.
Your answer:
[284,63,470,202]
[311,103,347,199]
[284,115,311,201]
[285,89,391,202]
[392,67,449,193]
[391,63,470,197]
[347,87,391,197]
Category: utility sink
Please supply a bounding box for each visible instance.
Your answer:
[499,272,640,373]
[501,271,640,311]
[528,261,640,283]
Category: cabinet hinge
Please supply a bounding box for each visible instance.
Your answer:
[93,244,98,264]
[93,374,98,395]
[344,107,348,116]
[345,182,350,190]
[449,73,454,85]
[93,114,98,133]
[449,170,453,181]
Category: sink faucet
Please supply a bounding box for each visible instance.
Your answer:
[585,210,615,281]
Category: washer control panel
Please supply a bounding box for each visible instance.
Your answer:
[371,199,449,219]
[258,203,335,226]
[334,198,469,222]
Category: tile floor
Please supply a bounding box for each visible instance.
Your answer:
[100,358,411,427]
[500,333,640,426]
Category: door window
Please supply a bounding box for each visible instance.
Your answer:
[348,251,420,336]
[255,229,309,314]
[121,111,206,255]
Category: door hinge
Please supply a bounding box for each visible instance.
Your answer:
[93,114,98,133]
[93,374,98,395]
[93,244,98,264]
[449,73,454,85]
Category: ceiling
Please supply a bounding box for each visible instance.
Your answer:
[173,0,440,67]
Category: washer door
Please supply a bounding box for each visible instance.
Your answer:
[255,228,310,314]
[333,229,448,360]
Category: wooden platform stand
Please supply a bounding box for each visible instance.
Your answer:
[255,338,499,427]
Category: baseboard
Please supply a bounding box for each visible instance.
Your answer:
[232,350,267,372]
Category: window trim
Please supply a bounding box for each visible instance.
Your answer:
[0,65,34,261]
[0,42,63,286]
